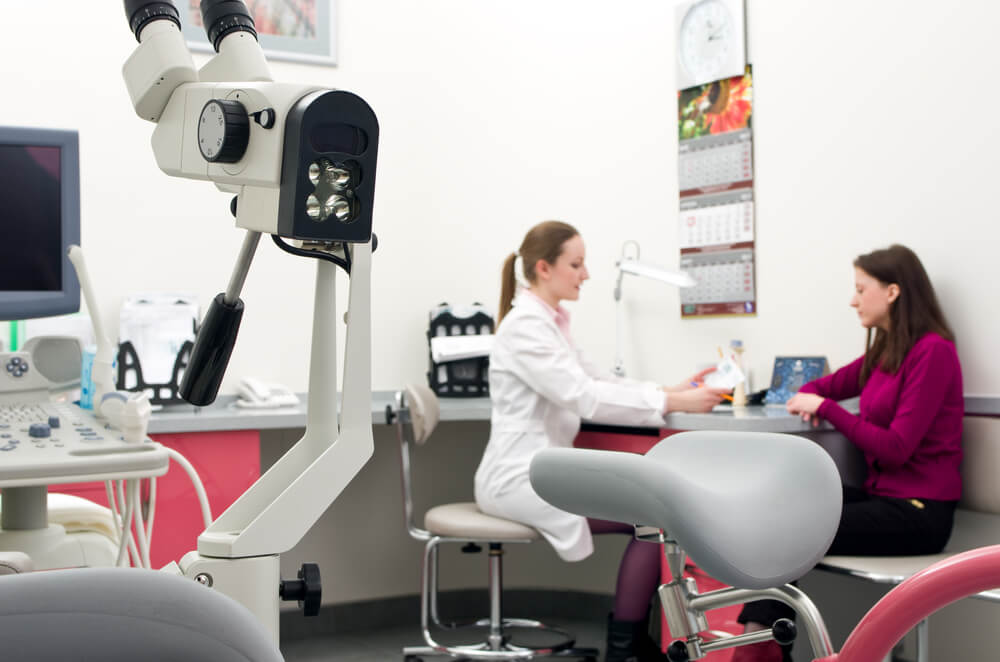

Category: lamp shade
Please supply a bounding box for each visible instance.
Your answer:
[618,258,695,288]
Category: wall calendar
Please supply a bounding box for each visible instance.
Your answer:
[677,66,757,317]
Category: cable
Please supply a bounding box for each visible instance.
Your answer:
[130,481,151,569]
[271,234,352,274]
[105,480,124,562]
[166,447,213,529]
[145,477,157,550]
[114,480,135,567]
[116,480,143,567]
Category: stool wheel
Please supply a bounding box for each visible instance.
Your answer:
[666,640,690,662]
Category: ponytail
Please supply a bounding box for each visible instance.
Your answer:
[497,220,579,326]
[497,252,518,325]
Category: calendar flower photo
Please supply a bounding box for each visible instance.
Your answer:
[678,69,753,141]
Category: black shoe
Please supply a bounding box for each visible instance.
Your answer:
[605,614,667,662]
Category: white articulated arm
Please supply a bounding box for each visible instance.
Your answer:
[197,243,374,558]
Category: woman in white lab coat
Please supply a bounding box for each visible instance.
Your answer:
[474,220,726,662]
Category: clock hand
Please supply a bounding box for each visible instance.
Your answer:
[707,25,726,41]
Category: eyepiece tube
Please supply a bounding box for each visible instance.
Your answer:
[200,0,258,51]
[124,0,181,41]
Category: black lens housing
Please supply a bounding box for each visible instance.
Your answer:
[124,0,181,41]
[200,0,258,51]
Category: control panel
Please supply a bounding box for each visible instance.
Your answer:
[0,401,169,487]
[1,352,50,396]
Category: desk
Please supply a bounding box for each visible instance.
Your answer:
[138,395,850,572]
[121,394,974,578]
[148,392,998,434]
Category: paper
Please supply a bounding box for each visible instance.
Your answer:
[704,355,745,390]
[430,334,494,363]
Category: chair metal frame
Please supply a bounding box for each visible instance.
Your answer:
[631,527,834,662]
[392,389,598,661]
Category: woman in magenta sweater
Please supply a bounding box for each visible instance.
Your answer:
[734,244,963,662]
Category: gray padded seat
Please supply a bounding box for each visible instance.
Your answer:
[425,501,539,541]
[0,567,283,662]
[530,430,842,590]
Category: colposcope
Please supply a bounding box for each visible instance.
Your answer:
[122,0,379,639]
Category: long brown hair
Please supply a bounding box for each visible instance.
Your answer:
[855,244,954,385]
[497,221,579,324]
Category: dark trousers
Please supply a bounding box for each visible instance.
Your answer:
[738,485,958,627]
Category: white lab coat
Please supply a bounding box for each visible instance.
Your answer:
[473,293,667,561]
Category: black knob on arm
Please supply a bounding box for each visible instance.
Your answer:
[179,293,244,406]
[280,563,322,617]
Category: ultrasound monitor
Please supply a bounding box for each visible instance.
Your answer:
[0,127,80,321]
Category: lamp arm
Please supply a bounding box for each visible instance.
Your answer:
[614,269,626,377]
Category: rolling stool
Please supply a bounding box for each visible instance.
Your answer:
[392,383,599,661]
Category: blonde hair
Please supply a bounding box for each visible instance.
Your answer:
[497,220,579,324]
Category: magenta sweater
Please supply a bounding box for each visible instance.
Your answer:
[800,332,963,501]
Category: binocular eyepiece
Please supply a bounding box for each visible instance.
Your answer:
[124,0,257,50]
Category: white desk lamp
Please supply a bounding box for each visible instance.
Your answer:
[613,241,695,377]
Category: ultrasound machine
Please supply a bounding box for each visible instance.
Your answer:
[0,126,171,571]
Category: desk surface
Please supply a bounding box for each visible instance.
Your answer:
[148,392,836,435]
[147,391,493,434]
[149,391,997,435]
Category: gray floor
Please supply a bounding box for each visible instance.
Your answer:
[281,617,607,661]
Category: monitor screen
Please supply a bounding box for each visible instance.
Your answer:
[0,127,80,321]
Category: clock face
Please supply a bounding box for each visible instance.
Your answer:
[677,0,745,90]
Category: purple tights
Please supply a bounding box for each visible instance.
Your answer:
[588,517,661,622]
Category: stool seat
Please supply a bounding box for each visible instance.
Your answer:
[530,431,842,590]
[425,502,539,541]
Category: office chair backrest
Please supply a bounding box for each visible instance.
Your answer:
[405,383,440,445]
[395,383,442,540]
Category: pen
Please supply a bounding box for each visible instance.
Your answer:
[691,381,732,401]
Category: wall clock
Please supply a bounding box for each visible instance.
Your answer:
[676,0,747,90]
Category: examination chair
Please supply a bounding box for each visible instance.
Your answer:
[393,383,599,661]
[0,567,283,662]
[529,431,843,660]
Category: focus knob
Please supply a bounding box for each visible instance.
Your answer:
[198,99,250,164]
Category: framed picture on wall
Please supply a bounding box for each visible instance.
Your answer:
[181,0,337,66]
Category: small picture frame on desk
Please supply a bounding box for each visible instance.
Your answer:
[764,356,829,405]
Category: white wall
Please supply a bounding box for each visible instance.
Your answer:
[3,1,998,396]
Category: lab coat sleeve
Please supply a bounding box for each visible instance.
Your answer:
[502,316,667,426]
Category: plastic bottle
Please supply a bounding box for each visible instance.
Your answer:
[730,339,748,407]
